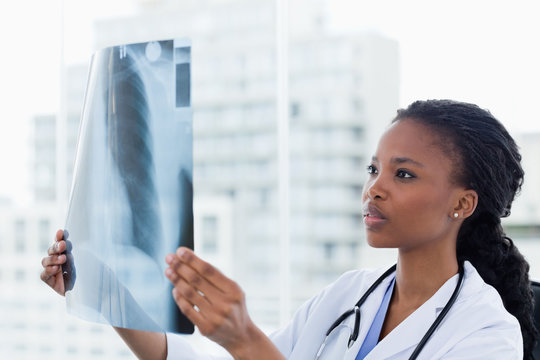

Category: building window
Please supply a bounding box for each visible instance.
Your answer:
[290,102,301,117]
[39,219,51,252]
[14,344,28,352]
[351,185,363,199]
[351,126,364,140]
[201,216,218,253]
[38,345,53,354]
[350,242,359,260]
[352,98,364,112]
[352,214,363,229]
[259,188,270,206]
[14,219,26,253]
[323,242,335,260]
[15,269,26,281]
[90,348,105,355]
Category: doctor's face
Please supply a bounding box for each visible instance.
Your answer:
[361,118,463,251]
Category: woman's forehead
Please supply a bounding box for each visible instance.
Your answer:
[374,119,453,168]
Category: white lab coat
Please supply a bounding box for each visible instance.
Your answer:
[166,261,523,359]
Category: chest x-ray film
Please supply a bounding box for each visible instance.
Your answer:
[63,39,194,334]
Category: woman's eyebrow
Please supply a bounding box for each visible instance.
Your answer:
[371,156,425,168]
[391,157,424,168]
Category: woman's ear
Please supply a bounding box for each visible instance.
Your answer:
[452,190,478,219]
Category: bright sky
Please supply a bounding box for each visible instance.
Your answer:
[1,0,539,204]
[0,0,61,204]
[329,0,540,134]
[0,0,133,204]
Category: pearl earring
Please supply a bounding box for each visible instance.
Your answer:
[453,213,459,218]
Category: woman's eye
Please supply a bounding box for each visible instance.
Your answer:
[396,170,414,179]
[366,165,378,175]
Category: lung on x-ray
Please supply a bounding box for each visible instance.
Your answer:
[63,39,194,334]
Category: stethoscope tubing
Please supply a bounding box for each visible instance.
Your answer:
[318,263,465,360]
[408,263,465,359]
[324,264,398,345]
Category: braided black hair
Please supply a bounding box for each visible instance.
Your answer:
[394,99,538,359]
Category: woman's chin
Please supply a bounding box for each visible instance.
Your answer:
[365,235,397,249]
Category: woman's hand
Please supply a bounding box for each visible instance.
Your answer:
[40,229,68,296]
[165,248,285,360]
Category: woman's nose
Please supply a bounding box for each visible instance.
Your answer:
[364,177,387,200]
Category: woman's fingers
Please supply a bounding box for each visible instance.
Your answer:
[170,271,236,329]
[174,248,234,293]
[40,229,67,296]
[172,286,233,337]
[172,289,213,329]
[42,254,66,267]
[165,248,251,345]
[166,247,240,304]
[47,240,65,256]
[166,261,222,336]
[40,265,59,282]
[40,256,64,291]
[171,279,213,319]
[165,255,225,330]
[166,255,223,302]
[40,254,65,282]
[165,248,283,359]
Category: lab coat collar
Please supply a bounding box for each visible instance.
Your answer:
[331,267,397,360]
[363,261,477,360]
[354,266,398,354]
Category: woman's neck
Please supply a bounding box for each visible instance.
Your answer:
[378,245,459,341]
[394,244,458,307]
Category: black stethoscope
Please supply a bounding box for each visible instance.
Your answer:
[315,263,465,360]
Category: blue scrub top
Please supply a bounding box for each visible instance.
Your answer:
[356,277,396,360]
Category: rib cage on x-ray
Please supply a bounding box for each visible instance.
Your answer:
[63,39,194,334]
[106,47,161,260]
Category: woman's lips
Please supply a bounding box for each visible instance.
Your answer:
[363,203,388,229]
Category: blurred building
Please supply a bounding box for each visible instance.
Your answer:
[0,76,136,357]
[0,202,136,359]
[507,132,540,226]
[2,0,399,358]
[88,0,399,321]
[31,115,56,202]
[502,132,540,280]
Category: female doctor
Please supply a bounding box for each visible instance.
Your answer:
[42,100,538,359]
